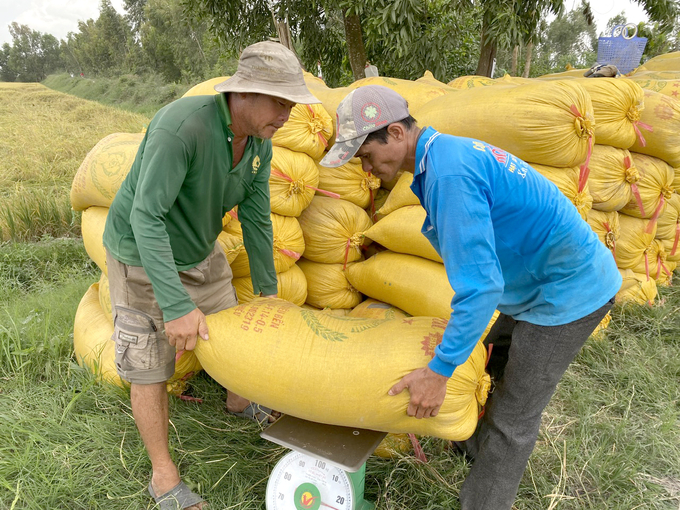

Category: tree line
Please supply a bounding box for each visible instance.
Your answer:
[1,0,679,86]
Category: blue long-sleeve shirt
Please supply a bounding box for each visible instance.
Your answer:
[412,127,622,377]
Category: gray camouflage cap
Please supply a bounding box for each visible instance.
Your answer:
[320,85,410,168]
[214,41,320,104]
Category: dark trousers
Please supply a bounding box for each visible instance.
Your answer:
[459,297,615,510]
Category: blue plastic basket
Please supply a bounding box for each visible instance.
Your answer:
[597,24,647,74]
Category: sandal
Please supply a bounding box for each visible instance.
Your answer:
[148,480,205,510]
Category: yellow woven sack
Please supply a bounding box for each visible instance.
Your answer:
[629,89,680,167]
[447,75,496,89]
[364,205,443,262]
[303,72,351,129]
[81,206,109,275]
[537,69,590,79]
[272,104,334,159]
[74,284,202,395]
[626,239,669,279]
[378,172,419,216]
[620,153,675,219]
[182,76,227,97]
[347,76,454,116]
[70,133,143,211]
[297,196,373,264]
[674,167,680,192]
[416,80,595,168]
[635,52,680,72]
[416,71,457,91]
[269,147,319,217]
[346,251,453,318]
[297,259,363,309]
[226,213,305,278]
[99,272,112,322]
[195,298,490,441]
[655,192,680,240]
[216,231,245,265]
[497,75,647,149]
[628,73,680,99]
[233,264,307,306]
[616,269,657,305]
[316,159,381,209]
[615,214,657,269]
[586,210,620,260]
[656,193,680,262]
[531,164,592,220]
[588,145,639,212]
[348,298,410,320]
[656,260,677,286]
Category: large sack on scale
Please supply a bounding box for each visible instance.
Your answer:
[316,159,381,209]
[70,133,142,211]
[364,205,443,262]
[272,104,334,160]
[233,264,307,306]
[195,298,491,441]
[416,80,595,168]
[619,153,675,219]
[588,145,639,212]
[297,259,362,310]
[346,251,453,318]
[531,163,592,220]
[226,213,305,277]
[348,299,410,320]
[269,147,319,217]
[628,89,680,167]
[297,196,373,264]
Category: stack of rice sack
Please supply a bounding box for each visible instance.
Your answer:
[431,67,679,305]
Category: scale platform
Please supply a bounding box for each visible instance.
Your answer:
[261,414,387,472]
[261,415,388,510]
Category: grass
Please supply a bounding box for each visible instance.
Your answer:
[42,73,193,118]
[0,236,678,509]
[0,83,149,242]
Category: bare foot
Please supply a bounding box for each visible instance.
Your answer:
[226,391,280,423]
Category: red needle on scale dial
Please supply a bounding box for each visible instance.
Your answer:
[320,502,342,510]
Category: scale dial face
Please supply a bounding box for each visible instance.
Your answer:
[266,451,355,510]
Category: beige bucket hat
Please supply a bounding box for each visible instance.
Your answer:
[214,41,320,105]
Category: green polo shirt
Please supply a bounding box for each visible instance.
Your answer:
[103,93,277,322]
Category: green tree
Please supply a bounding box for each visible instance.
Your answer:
[3,23,61,82]
[0,43,15,81]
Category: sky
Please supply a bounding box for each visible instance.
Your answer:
[0,0,651,48]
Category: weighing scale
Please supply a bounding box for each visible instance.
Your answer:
[261,415,387,510]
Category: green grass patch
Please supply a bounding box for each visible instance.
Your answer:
[0,239,678,509]
[0,83,150,242]
[42,73,193,118]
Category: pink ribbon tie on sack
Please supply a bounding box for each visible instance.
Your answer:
[645,194,665,234]
[644,251,650,282]
[671,222,679,256]
[632,121,653,147]
[570,104,593,193]
[280,249,301,261]
[306,105,328,148]
[270,168,340,198]
[630,183,646,217]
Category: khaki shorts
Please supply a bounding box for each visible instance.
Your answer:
[106,244,238,384]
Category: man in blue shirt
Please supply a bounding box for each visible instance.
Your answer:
[320,85,621,509]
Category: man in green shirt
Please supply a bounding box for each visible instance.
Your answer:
[103,41,319,510]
